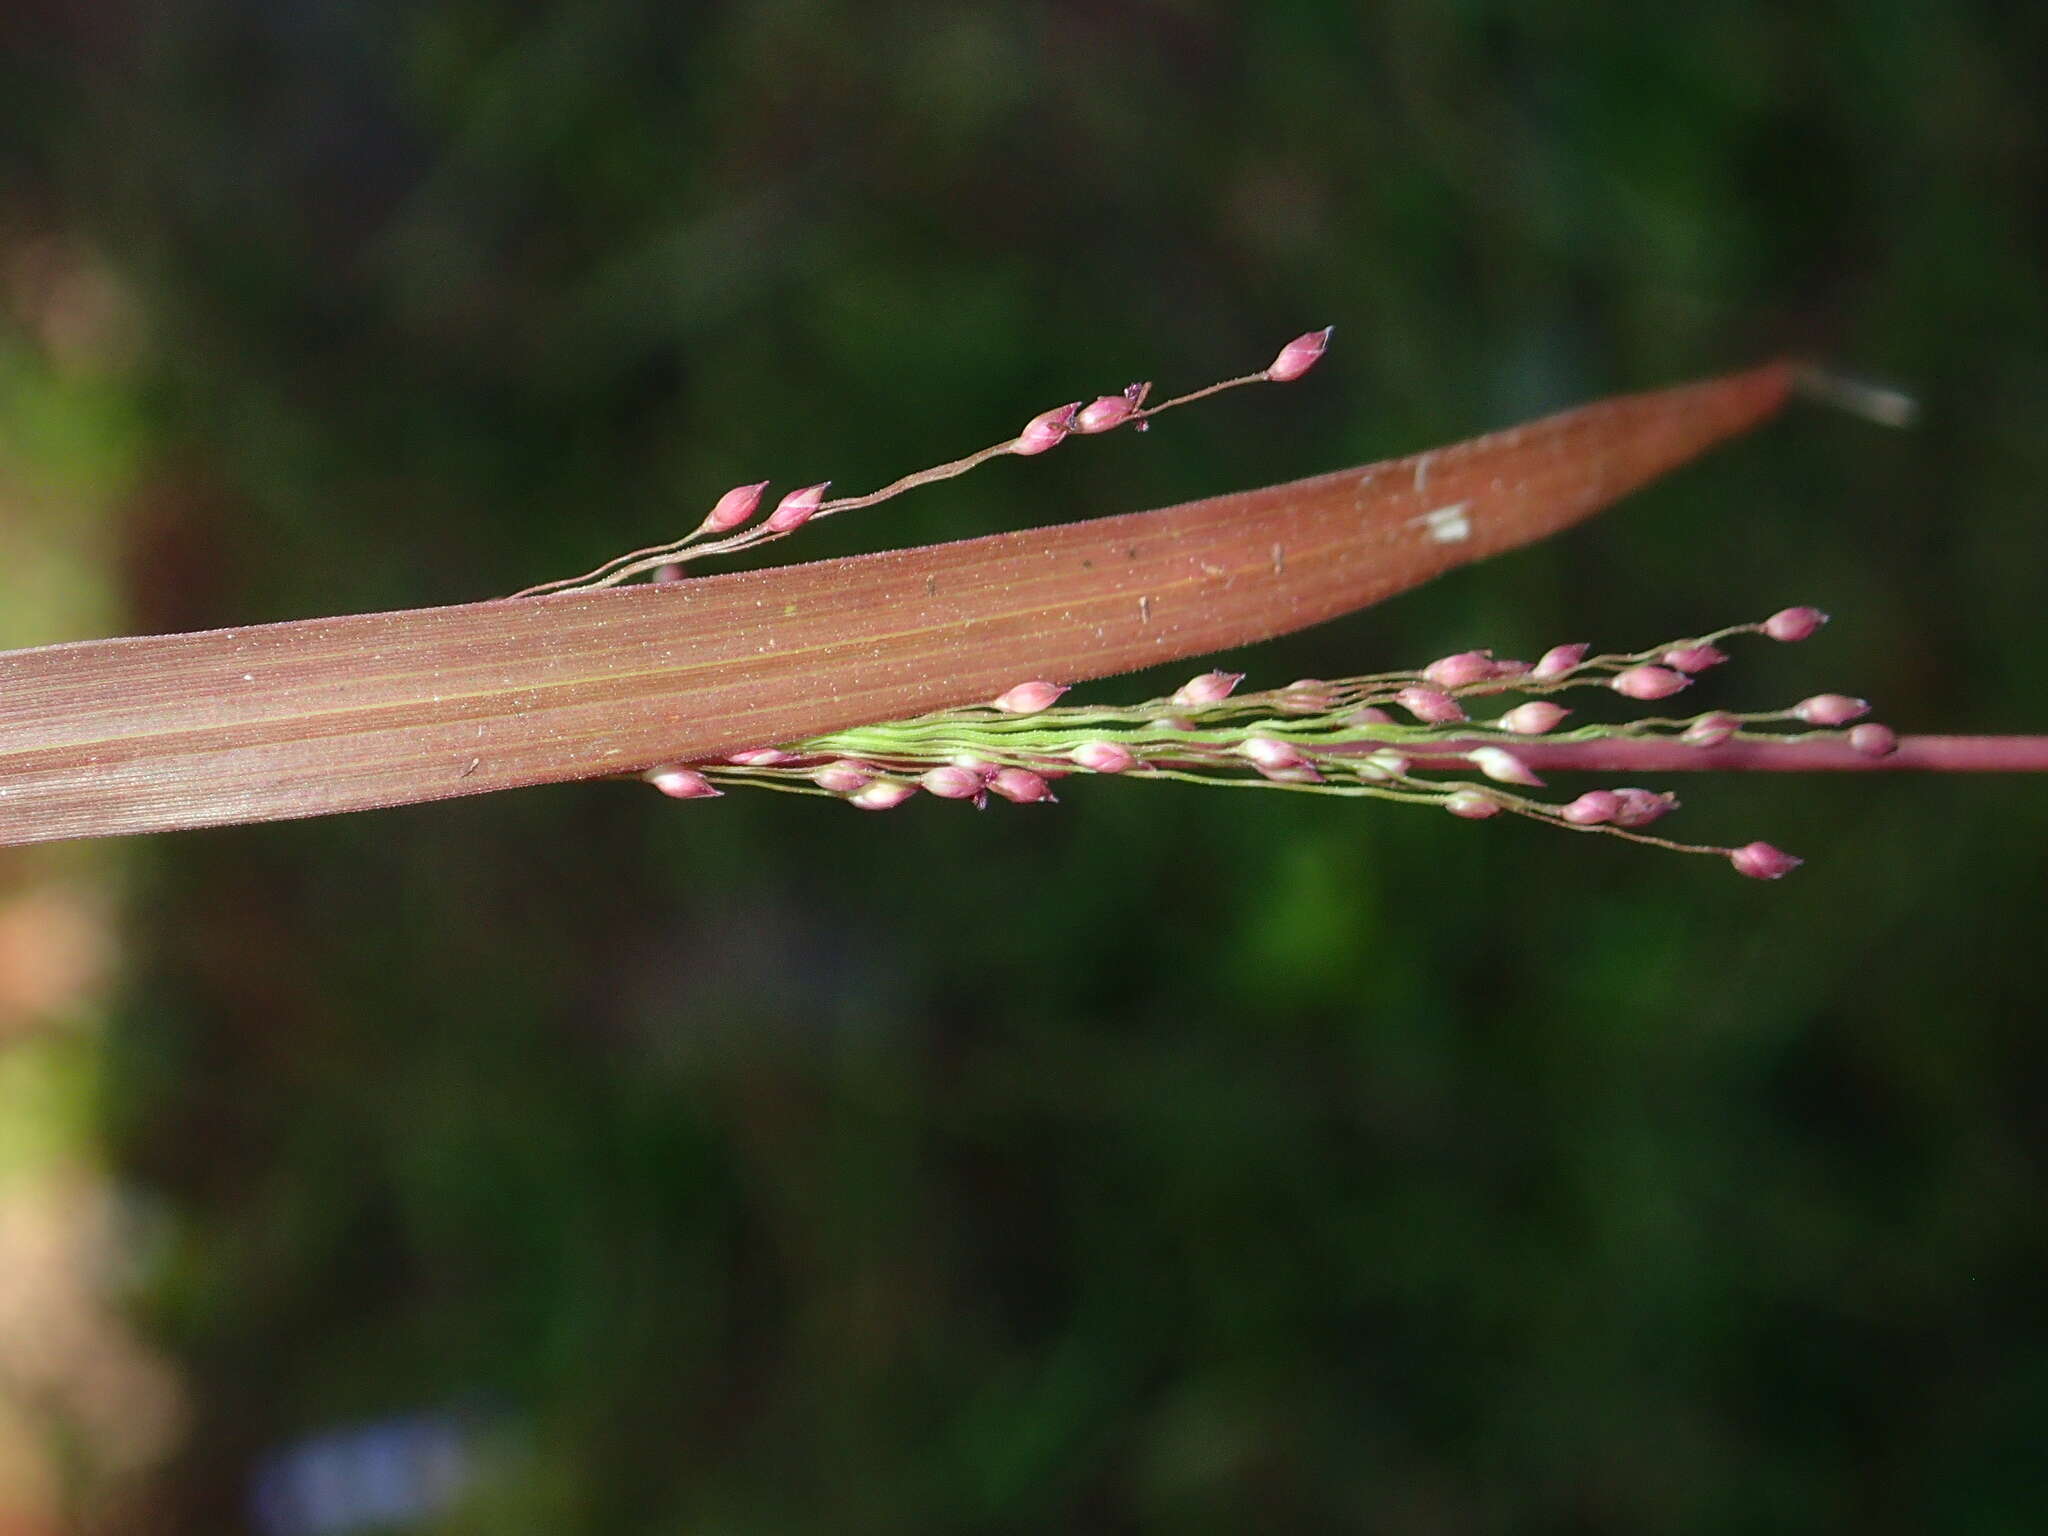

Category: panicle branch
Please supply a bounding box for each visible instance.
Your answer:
[636,606,1918,880]
[512,327,1335,599]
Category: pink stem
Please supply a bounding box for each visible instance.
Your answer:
[1409,735,2048,775]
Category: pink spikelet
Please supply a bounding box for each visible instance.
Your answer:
[646,767,722,800]
[765,481,831,532]
[1793,693,1870,726]
[1423,650,1500,689]
[1072,741,1137,774]
[1075,393,1139,434]
[849,781,918,811]
[1467,746,1544,787]
[1443,790,1502,820]
[1495,701,1570,735]
[1849,723,1898,758]
[988,768,1057,804]
[1611,665,1691,701]
[701,481,769,533]
[1531,643,1590,681]
[992,680,1069,714]
[1013,403,1081,456]
[1763,607,1829,643]
[1663,643,1729,673]
[1171,671,1244,707]
[1265,326,1333,382]
[1393,685,1467,725]
[1730,841,1803,880]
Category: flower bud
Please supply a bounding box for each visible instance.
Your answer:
[1265,325,1333,382]
[813,759,876,794]
[1171,670,1244,707]
[1730,840,1802,880]
[1531,643,1590,681]
[920,765,987,800]
[701,481,769,533]
[646,767,721,800]
[1611,665,1691,701]
[1422,650,1498,689]
[992,680,1069,714]
[1392,685,1467,724]
[1682,711,1741,748]
[1242,736,1309,773]
[1662,642,1729,673]
[1075,393,1138,433]
[1071,741,1137,773]
[1443,790,1502,820]
[1013,402,1081,456]
[1849,722,1898,758]
[1793,693,1870,726]
[849,780,918,811]
[988,768,1056,804]
[1561,790,1623,825]
[765,481,830,532]
[1763,606,1828,643]
[1467,746,1544,787]
[1495,701,1570,735]
[1608,787,1677,827]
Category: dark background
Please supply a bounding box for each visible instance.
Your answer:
[2,3,2044,1531]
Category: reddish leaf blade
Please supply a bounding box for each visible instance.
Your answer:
[0,362,1793,846]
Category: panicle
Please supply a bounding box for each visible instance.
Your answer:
[992,679,1069,714]
[1265,326,1333,382]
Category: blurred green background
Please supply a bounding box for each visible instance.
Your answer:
[2,3,2045,1531]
